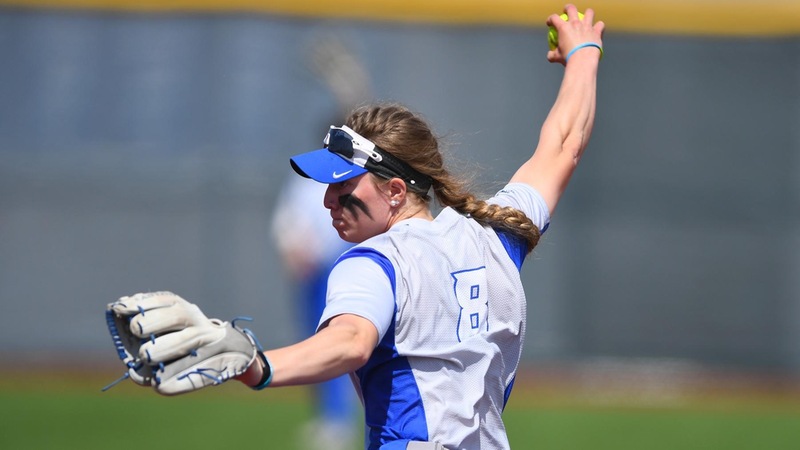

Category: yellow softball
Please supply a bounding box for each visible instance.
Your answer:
[548,12,585,50]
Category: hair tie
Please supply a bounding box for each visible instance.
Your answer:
[566,42,603,63]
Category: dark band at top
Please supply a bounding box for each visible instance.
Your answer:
[362,145,432,194]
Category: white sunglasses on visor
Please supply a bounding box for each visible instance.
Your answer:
[290,125,432,193]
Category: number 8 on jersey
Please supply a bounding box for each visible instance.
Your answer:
[452,266,488,341]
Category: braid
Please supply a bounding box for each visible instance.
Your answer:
[345,102,541,253]
[432,170,541,253]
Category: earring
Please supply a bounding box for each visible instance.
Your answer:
[389,200,399,207]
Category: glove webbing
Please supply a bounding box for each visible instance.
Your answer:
[105,309,129,363]
[103,310,153,392]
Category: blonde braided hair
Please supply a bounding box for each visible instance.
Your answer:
[346,103,540,252]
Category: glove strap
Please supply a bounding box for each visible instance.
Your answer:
[252,351,274,390]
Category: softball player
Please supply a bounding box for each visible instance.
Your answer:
[237,5,605,448]
[109,5,604,449]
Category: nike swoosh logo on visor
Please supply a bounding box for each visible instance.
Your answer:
[332,170,353,179]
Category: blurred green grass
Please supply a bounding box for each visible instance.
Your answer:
[2,369,799,450]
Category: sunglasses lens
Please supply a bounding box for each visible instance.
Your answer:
[326,129,355,158]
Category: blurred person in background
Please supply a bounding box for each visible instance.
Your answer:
[270,34,373,449]
[272,176,356,449]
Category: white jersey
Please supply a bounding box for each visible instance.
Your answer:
[318,183,550,450]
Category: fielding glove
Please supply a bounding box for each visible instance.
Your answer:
[104,291,266,395]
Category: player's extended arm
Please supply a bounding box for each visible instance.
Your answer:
[238,313,378,387]
[510,5,604,214]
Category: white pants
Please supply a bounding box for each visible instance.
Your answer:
[406,442,445,450]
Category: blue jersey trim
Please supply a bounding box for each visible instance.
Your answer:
[335,247,397,292]
[503,375,516,410]
[337,246,429,449]
[495,230,527,271]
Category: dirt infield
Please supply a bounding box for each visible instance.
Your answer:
[512,359,800,411]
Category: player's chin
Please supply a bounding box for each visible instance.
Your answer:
[332,219,352,241]
[338,231,362,244]
[334,225,366,244]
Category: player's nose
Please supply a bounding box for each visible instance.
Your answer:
[323,184,338,210]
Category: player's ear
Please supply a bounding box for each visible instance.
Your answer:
[387,177,407,204]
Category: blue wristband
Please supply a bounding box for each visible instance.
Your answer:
[566,42,603,63]
[252,351,274,390]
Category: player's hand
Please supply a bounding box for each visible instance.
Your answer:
[546,4,604,65]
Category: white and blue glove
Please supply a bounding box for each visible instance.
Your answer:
[104,291,268,396]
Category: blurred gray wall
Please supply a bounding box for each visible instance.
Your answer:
[1,9,798,373]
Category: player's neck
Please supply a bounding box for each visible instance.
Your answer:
[388,204,433,228]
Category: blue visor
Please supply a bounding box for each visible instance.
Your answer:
[290,147,368,184]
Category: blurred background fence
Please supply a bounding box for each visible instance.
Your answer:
[1,0,799,380]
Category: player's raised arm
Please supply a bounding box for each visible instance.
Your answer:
[510,4,604,214]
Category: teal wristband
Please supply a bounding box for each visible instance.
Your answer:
[252,351,273,390]
[566,42,603,62]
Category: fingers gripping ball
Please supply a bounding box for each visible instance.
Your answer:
[548,12,584,50]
